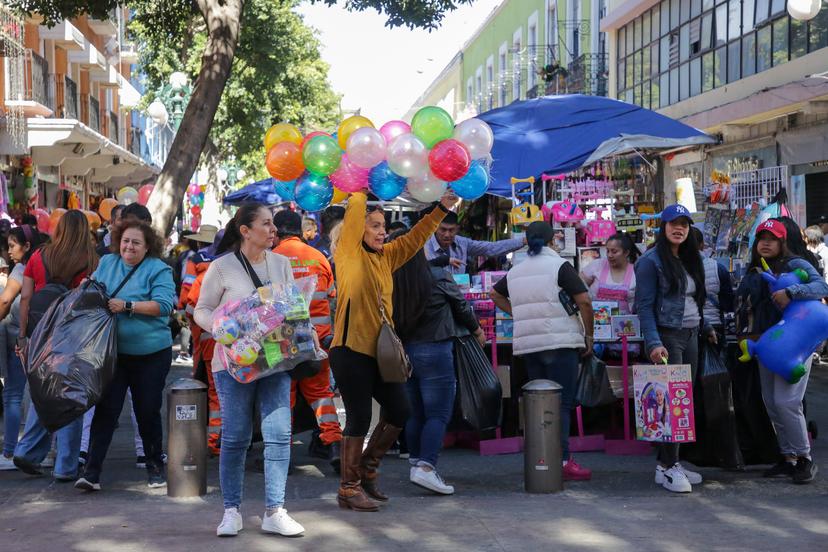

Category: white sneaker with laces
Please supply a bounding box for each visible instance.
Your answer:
[410,466,455,495]
[660,464,692,493]
[655,463,702,485]
[216,508,243,537]
[261,508,304,537]
[0,456,17,471]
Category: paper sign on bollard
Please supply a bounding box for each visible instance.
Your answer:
[632,363,696,443]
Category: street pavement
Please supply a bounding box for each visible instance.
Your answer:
[1,357,827,552]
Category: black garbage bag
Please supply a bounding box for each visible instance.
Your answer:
[682,344,745,469]
[575,356,616,408]
[26,280,118,432]
[454,335,502,432]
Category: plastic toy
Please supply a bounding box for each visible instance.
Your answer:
[738,260,828,383]
[510,203,543,226]
[543,201,585,224]
[230,337,261,366]
[213,316,241,345]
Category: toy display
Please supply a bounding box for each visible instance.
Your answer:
[633,363,696,443]
[212,276,326,383]
[738,261,828,384]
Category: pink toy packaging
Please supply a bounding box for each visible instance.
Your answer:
[211,276,326,384]
[632,363,696,444]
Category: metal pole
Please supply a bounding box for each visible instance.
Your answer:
[522,379,563,493]
[166,378,208,497]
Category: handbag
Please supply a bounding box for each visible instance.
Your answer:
[376,295,411,383]
[575,356,616,408]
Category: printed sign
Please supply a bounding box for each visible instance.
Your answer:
[175,404,198,422]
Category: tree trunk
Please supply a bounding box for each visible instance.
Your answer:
[147,0,245,237]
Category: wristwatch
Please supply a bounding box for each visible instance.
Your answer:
[125,301,134,316]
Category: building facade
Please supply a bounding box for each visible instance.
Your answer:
[408,0,610,120]
[602,0,828,225]
[0,6,155,213]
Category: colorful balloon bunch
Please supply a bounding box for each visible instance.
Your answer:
[21,156,37,206]
[186,182,206,230]
[262,108,494,211]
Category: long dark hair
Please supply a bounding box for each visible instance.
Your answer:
[44,210,98,283]
[216,202,266,255]
[655,220,705,308]
[389,229,431,340]
[607,232,639,264]
[8,225,46,264]
[773,216,820,271]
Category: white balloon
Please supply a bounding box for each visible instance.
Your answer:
[453,118,494,160]
[346,127,386,168]
[788,0,822,20]
[407,171,447,203]
[386,133,429,178]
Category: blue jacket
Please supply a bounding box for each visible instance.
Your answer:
[93,254,175,355]
[634,248,705,354]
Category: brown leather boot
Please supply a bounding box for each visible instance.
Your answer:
[337,436,379,512]
[360,420,402,502]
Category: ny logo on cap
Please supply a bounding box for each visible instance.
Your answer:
[676,205,688,214]
[762,221,774,229]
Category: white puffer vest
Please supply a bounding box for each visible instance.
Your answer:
[506,247,585,355]
[702,256,720,324]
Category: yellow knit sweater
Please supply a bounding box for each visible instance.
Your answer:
[332,192,447,357]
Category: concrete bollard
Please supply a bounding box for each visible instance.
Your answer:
[166,378,208,497]
[522,379,563,493]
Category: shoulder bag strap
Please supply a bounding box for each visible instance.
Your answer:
[111,258,144,298]
[235,250,264,289]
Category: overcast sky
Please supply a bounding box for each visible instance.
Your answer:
[296,0,503,124]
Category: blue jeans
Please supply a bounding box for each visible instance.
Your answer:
[521,348,580,460]
[404,340,455,468]
[214,369,291,510]
[3,349,26,457]
[14,400,83,477]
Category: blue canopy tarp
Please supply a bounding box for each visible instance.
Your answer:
[223,178,284,206]
[477,94,715,197]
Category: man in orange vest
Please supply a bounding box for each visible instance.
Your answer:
[273,210,341,473]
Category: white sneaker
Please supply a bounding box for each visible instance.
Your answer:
[655,463,703,485]
[660,464,692,493]
[0,456,17,471]
[261,508,304,537]
[410,466,455,495]
[216,508,243,537]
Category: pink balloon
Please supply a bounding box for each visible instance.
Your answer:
[138,184,155,206]
[429,139,471,182]
[330,154,370,193]
[34,208,50,233]
[187,182,200,196]
[379,120,411,144]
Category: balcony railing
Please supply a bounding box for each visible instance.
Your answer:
[565,53,609,97]
[128,126,143,157]
[81,93,101,132]
[51,73,79,119]
[7,50,55,113]
[109,111,119,143]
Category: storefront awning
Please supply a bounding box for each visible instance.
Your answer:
[26,118,157,187]
[477,94,716,198]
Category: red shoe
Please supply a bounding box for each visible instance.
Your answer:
[563,458,592,481]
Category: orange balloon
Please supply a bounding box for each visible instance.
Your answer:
[49,208,66,233]
[331,187,348,204]
[337,115,374,149]
[264,123,302,151]
[98,198,119,221]
[265,142,304,182]
[83,210,102,231]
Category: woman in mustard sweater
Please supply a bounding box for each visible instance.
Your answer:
[332,191,454,512]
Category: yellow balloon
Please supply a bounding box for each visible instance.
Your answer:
[264,123,303,151]
[337,115,374,150]
[331,187,348,204]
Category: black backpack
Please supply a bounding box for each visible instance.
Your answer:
[27,258,81,338]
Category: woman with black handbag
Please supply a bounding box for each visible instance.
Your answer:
[194,203,304,538]
[330,191,455,512]
[390,230,485,495]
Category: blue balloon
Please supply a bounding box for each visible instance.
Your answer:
[450,160,489,200]
[293,172,333,212]
[369,162,406,200]
[273,178,296,201]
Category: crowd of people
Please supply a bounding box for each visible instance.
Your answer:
[0,194,826,539]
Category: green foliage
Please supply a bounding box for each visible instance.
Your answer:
[314,0,474,30]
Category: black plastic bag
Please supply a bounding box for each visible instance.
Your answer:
[575,356,616,408]
[681,344,744,469]
[454,335,502,432]
[26,280,118,432]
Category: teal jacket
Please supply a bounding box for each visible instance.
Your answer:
[93,254,175,355]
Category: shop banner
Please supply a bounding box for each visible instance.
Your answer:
[633,363,696,444]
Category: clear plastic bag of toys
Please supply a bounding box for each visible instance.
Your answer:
[211,276,327,383]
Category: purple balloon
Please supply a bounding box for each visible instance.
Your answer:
[379,120,411,145]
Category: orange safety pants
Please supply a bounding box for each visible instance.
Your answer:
[290,358,342,445]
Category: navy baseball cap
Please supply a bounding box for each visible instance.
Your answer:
[661,204,693,223]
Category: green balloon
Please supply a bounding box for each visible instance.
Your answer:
[303,135,342,176]
[411,106,454,149]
